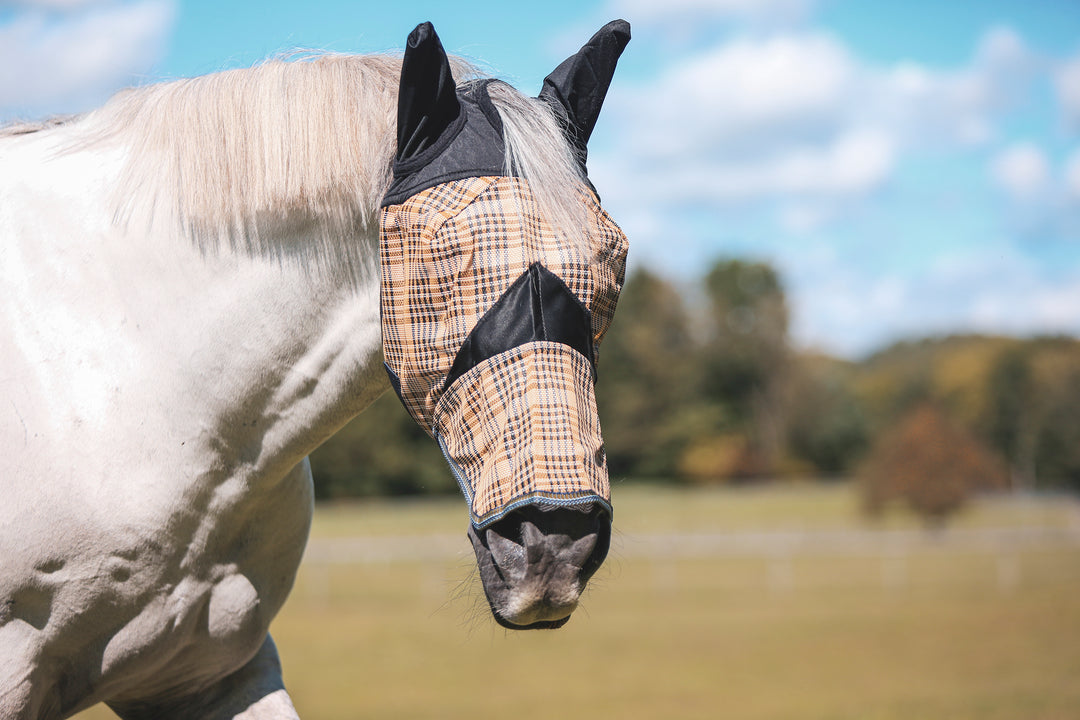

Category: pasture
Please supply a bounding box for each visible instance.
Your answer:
[76,484,1080,719]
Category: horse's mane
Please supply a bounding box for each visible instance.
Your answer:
[92,54,409,246]
[8,52,590,255]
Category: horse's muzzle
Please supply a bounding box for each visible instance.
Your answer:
[467,503,611,630]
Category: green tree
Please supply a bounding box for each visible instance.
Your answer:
[699,259,791,476]
[595,267,703,479]
[309,390,454,499]
[785,356,868,476]
[985,345,1037,489]
[1032,361,1080,490]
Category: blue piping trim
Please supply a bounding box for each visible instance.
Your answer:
[435,432,613,530]
[471,493,613,530]
[436,432,473,507]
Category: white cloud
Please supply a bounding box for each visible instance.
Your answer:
[611,33,852,164]
[610,0,817,30]
[926,247,1080,337]
[0,0,176,120]
[975,26,1035,88]
[1055,54,1080,132]
[779,201,836,234]
[991,142,1050,200]
[1065,149,1080,201]
[985,142,1080,239]
[597,25,1032,220]
[951,252,1080,336]
[584,17,1068,354]
[0,0,114,8]
[683,128,894,200]
[786,242,1080,357]
[669,34,852,147]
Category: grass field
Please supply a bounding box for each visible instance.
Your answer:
[74,483,1080,719]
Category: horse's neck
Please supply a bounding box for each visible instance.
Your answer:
[1,128,386,495]
[0,128,385,703]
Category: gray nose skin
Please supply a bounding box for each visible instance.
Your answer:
[467,503,611,629]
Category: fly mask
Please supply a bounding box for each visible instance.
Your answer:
[379,21,630,528]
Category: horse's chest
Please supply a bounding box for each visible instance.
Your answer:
[0,459,313,707]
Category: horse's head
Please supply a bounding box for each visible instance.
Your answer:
[380,21,629,629]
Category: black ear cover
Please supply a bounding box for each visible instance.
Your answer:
[538,19,630,169]
[396,22,461,162]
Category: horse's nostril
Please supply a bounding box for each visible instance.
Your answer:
[485,528,525,576]
[468,503,613,629]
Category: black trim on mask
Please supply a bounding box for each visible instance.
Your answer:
[443,263,595,392]
[384,362,403,399]
[472,78,504,138]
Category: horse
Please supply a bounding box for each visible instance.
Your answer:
[0,19,630,720]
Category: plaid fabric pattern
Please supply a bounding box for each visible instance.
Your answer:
[380,175,628,525]
[434,341,607,524]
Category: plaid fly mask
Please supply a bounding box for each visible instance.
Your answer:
[379,21,630,528]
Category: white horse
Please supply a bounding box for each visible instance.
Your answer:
[0,20,629,720]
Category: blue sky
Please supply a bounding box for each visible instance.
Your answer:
[2,0,1079,358]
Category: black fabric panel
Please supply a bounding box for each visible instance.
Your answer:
[538,19,630,173]
[396,22,461,163]
[383,85,510,207]
[443,263,595,392]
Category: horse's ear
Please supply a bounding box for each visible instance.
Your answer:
[538,19,630,166]
[396,22,460,163]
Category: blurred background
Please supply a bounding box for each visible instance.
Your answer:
[5,0,1077,717]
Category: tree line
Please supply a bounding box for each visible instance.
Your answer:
[310,258,1080,513]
